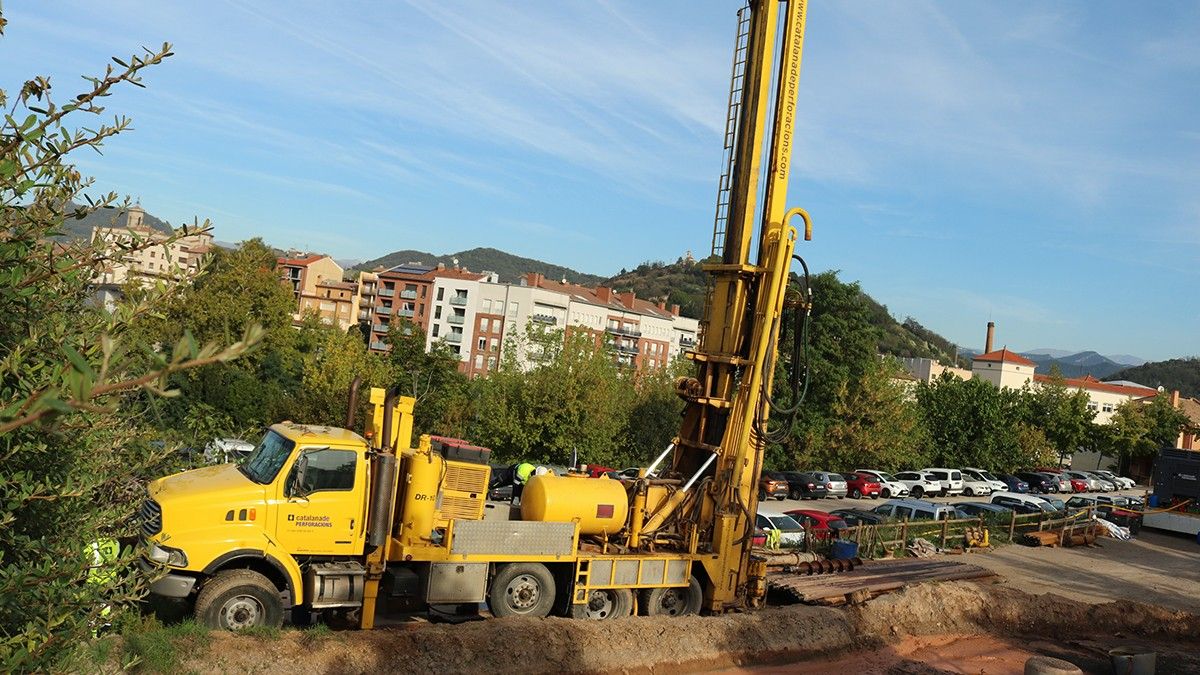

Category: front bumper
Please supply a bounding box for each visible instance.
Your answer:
[140,559,198,599]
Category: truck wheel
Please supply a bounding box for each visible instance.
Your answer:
[570,588,633,620]
[640,576,702,617]
[194,569,283,631]
[489,563,556,618]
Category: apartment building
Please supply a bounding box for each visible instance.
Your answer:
[276,253,364,331]
[91,205,214,304]
[365,263,435,351]
[424,269,499,362]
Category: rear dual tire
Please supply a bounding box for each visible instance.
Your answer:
[639,576,702,617]
[571,588,634,620]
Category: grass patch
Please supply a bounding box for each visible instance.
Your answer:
[238,624,281,640]
[116,615,211,673]
[299,622,333,646]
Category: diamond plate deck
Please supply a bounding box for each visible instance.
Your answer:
[450,520,576,556]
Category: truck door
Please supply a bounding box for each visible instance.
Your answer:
[273,446,367,556]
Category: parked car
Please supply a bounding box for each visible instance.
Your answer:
[1063,470,1104,492]
[777,471,829,500]
[1030,494,1066,512]
[953,501,1012,518]
[922,468,965,497]
[1093,470,1135,490]
[583,464,616,478]
[784,509,849,540]
[842,472,882,499]
[1016,471,1059,494]
[1047,472,1073,493]
[990,491,1055,514]
[892,471,942,499]
[958,475,993,498]
[755,512,806,546]
[804,471,847,499]
[1083,472,1117,492]
[853,469,911,499]
[872,499,958,521]
[830,508,887,527]
[1066,495,1143,533]
[961,467,1007,493]
[996,474,1030,493]
[760,473,790,501]
[203,437,255,464]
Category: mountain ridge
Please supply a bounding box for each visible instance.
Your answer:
[356,247,605,285]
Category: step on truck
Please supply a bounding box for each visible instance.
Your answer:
[141,0,818,629]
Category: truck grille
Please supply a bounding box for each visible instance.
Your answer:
[139,499,162,537]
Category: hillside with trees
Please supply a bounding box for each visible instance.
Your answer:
[357,246,604,285]
[1109,358,1200,398]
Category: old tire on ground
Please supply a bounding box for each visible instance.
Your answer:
[570,588,633,620]
[194,569,283,631]
[489,563,556,618]
[911,486,924,499]
[850,488,862,499]
[640,576,702,617]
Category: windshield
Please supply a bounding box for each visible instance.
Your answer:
[239,430,296,484]
[767,515,803,531]
[828,519,847,529]
[878,472,895,482]
[980,471,998,481]
[951,471,961,480]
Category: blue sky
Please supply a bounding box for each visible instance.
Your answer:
[3,1,1198,361]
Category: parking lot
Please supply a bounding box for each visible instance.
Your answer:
[756,486,1150,517]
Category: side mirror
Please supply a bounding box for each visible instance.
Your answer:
[287,453,311,499]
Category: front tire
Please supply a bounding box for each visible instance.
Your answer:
[640,576,702,617]
[911,487,924,499]
[965,488,975,497]
[194,569,283,631]
[882,488,891,499]
[789,489,800,500]
[571,588,633,620]
[489,563,556,618]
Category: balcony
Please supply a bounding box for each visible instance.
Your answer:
[447,314,465,325]
[400,289,418,300]
[378,288,395,297]
[358,310,371,321]
[606,325,642,338]
[377,306,392,316]
[680,337,696,347]
[449,295,468,306]
[616,343,640,355]
[370,341,388,351]
[531,313,557,325]
[360,285,375,296]
[397,308,415,318]
[444,333,463,344]
[373,324,389,334]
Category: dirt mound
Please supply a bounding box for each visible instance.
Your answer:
[183,583,1200,674]
[858,581,1200,641]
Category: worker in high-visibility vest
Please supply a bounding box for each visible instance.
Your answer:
[512,462,536,503]
[766,527,782,551]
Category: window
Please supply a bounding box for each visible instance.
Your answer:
[474,355,484,369]
[437,287,444,301]
[1102,403,1114,413]
[508,302,518,318]
[481,318,490,332]
[432,324,440,337]
[483,300,493,313]
[320,302,335,311]
[435,306,442,319]
[293,448,356,493]
[487,356,497,370]
[1087,402,1098,411]
[478,338,486,350]
[490,337,499,352]
[496,301,505,315]
[240,431,296,484]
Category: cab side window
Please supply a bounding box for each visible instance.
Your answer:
[896,506,916,520]
[298,448,357,493]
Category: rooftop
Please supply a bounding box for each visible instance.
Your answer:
[972,348,1037,367]
[1033,373,1159,398]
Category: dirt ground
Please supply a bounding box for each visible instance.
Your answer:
[967,529,1200,613]
[185,582,1200,674]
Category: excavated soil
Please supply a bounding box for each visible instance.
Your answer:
[186,582,1200,674]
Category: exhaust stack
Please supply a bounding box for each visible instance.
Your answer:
[985,321,995,354]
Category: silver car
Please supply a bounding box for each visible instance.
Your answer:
[1084,472,1117,492]
[811,471,848,498]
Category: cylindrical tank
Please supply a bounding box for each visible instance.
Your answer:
[520,474,629,535]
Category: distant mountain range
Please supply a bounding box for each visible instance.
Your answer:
[356,247,604,286]
[1024,348,1146,367]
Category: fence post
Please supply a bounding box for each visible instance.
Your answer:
[1037,511,1044,532]
[900,518,909,554]
[1008,510,1017,541]
[940,518,949,549]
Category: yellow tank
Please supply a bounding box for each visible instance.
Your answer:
[520,474,629,535]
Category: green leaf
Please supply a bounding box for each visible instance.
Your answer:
[62,345,96,379]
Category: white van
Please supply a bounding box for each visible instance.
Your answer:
[922,468,965,497]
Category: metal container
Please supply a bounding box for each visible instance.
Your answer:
[1109,647,1156,675]
[520,474,629,535]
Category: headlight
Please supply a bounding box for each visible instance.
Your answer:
[148,543,188,567]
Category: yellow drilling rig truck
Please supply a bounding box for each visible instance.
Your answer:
[141,0,815,630]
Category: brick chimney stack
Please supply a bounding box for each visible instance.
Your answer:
[985,321,995,353]
[656,300,667,311]
[618,291,636,308]
[524,272,545,287]
[670,304,680,317]
[595,286,612,303]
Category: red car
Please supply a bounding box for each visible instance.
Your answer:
[1068,478,1088,493]
[784,509,849,541]
[843,472,882,499]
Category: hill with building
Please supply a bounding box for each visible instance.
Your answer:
[356,247,604,286]
[1108,358,1200,398]
[53,202,174,240]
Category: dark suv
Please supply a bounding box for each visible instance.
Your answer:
[1016,471,1059,494]
[777,471,829,500]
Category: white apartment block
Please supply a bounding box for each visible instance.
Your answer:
[91,205,213,303]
